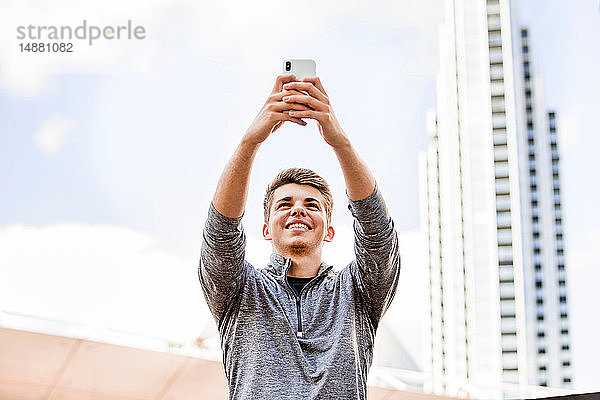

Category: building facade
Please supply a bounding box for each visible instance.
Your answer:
[420,0,571,396]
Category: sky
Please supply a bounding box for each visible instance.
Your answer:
[0,0,599,393]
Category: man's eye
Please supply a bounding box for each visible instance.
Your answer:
[307,204,319,209]
[277,203,290,209]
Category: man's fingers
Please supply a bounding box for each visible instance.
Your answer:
[273,74,297,93]
[272,89,308,101]
[287,110,323,122]
[272,102,313,112]
[282,115,307,126]
[301,77,328,96]
[281,81,328,103]
[282,94,325,111]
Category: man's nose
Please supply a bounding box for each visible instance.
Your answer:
[291,204,307,216]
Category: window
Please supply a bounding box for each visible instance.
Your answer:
[489,31,502,47]
[496,178,510,195]
[499,281,515,299]
[491,79,504,95]
[497,211,512,228]
[488,14,501,30]
[493,113,506,129]
[537,331,545,338]
[489,48,503,63]
[562,345,570,351]
[530,174,537,186]
[500,299,515,313]
[494,131,508,145]
[501,316,516,331]
[538,365,546,371]
[535,270,543,282]
[563,377,572,383]
[537,314,544,321]
[496,194,511,210]
[562,361,570,367]
[552,164,559,174]
[491,93,505,109]
[495,161,509,177]
[495,145,509,162]
[497,228,512,243]
[538,347,546,354]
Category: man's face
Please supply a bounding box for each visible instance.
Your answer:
[263,183,334,256]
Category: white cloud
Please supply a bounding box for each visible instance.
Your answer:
[0,223,208,343]
[33,115,75,153]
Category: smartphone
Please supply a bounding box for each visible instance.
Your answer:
[283,59,316,80]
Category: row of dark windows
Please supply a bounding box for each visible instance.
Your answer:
[539,345,570,354]
[537,313,569,321]
[538,378,572,386]
[535,280,568,289]
[537,329,570,337]
[536,297,568,305]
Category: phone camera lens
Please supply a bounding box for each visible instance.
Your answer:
[285,61,291,71]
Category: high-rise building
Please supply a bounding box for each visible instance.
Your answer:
[419,0,571,396]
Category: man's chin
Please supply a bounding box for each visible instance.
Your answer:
[282,242,312,256]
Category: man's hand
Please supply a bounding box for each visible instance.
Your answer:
[280,77,349,150]
[244,74,314,146]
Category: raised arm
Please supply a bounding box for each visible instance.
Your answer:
[213,74,310,217]
[281,78,400,327]
[200,74,313,326]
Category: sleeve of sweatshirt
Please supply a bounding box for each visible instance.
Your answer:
[199,203,250,329]
[348,185,400,330]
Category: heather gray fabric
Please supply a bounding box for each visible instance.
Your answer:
[199,186,400,400]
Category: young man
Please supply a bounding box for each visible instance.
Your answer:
[199,74,400,399]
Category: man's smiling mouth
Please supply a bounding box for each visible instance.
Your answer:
[286,223,311,231]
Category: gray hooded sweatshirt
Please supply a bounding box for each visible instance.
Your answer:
[199,186,400,399]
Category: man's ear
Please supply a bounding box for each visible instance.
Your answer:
[262,223,272,240]
[323,225,335,242]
